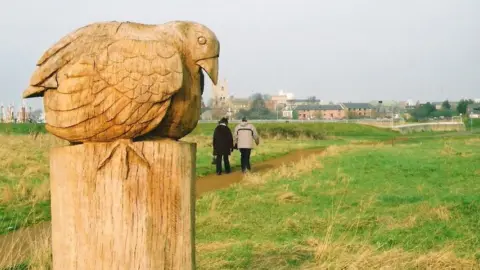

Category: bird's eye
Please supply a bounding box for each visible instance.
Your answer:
[198,36,207,45]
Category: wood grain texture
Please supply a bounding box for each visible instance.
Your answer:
[50,139,196,270]
[23,20,220,142]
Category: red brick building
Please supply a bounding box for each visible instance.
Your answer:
[341,103,374,118]
[296,105,346,120]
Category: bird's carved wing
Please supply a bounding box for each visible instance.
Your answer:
[24,22,185,142]
[24,23,114,95]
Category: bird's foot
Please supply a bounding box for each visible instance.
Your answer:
[97,139,150,179]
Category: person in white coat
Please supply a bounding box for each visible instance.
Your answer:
[233,117,260,173]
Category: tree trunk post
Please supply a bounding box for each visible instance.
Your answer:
[50,139,196,269]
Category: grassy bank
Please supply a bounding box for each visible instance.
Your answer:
[195,135,480,269]
[0,122,398,138]
[192,122,398,139]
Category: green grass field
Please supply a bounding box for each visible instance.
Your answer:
[0,123,46,135]
[2,122,478,269]
[465,118,480,131]
[1,122,394,236]
[196,135,480,268]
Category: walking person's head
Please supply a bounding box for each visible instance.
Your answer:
[219,117,228,126]
[241,116,247,122]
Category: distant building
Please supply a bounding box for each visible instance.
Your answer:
[211,78,230,108]
[210,78,233,119]
[282,110,293,119]
[341,103,374,118]
[264,100,277,111]
[296,104,345,120]
[467,103,480,118]
[285,98,321,111]
[4,104,15,123]
[406,99,416,107]
[0,101,32,123]
[230,98,250,115]
[271,90,294,111]
[398,101,408,108]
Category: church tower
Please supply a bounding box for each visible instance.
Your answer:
[210,78,232,119]
[211,78,230,108]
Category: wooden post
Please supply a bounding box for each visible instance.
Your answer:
[21,20,220,269]
[50,139,196,269]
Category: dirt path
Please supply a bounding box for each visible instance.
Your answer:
[0,147,325,268]
[195,147,325,197]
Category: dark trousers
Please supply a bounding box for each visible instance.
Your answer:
[239,148,252,172]
[216,154,231,174]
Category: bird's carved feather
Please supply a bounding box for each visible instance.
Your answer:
[23,22,185,142]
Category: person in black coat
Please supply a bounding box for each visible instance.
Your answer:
[212,117,234,175]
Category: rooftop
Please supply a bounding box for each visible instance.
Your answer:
[342,103,374,109]
[296,104,343,111]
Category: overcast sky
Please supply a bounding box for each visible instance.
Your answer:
[1,0,479,110]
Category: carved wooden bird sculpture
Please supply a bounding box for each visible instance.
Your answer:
[22,20,220,171]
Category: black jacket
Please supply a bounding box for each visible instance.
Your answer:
[213,124,234,155]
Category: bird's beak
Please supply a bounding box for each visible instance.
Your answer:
[197,57,219,85]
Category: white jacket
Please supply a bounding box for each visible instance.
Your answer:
[233,122,260,149]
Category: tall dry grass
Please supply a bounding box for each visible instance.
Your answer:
[0,134,209,205]
[196,240,479,270]
[303,241,479,269]
[0,223,52,269]
[241,143,385,187]
[0,134,65,205]
[181,135,212,148]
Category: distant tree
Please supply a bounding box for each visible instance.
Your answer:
[275,103,286,111]
[408,102,437,121]
[235,109,249,118]
[307,96,316,102]
[249,93,266,111]
[262,94,272,101]
[292,110,299,120]
[207,98,214,108]
[235,93,276,119]
[29,109,43,122]
[423,102,436,115]
[441,100,451,110]
[430,109,454,118]
[456,99,474,115]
